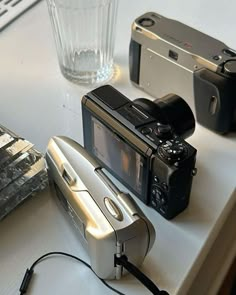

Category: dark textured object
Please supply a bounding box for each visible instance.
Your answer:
[218,257,236,295]
[0,125,48,220]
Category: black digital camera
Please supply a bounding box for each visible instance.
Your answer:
[129,12,236,134]
[82,85,197,219]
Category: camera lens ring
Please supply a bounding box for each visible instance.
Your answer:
[138,17,155,27]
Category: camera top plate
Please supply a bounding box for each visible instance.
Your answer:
[132,12,236,74]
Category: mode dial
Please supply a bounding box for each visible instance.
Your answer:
[159,140,187,161]
[223,60,236,78]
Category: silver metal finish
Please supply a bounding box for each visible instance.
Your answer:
[131,12,236,112]
[46,136,155,280]
[104,197,123,221]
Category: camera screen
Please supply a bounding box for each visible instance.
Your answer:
[92,117,145,195]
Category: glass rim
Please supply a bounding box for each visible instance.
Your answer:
[46,0,118,10]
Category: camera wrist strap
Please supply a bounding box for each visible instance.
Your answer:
[115,255,169,295]
[19,251,169,295]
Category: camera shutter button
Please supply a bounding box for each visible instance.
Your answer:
[223,60,236,77]
[154,123,172,138]
[138,17,155,27]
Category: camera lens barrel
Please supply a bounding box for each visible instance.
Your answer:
[134,94,195,139]
[154,94,195,139]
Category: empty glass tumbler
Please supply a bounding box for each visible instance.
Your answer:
[46,0,118,84]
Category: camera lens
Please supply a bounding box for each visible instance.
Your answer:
[154,94,195,139]
[133,94,195,139]
[138,18,155,27]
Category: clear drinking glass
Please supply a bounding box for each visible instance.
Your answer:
[46,0,118,84]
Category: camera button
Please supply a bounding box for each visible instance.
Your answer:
[162,182,168,191]
[151,187,157,195]
[152,186,167,206]
[154,123,172,138]
[62,164,77,186]
[104,198,123,221]
[212,55,221,61]
[156,193,166,206]
[154,175,159,183]
[223,60,236,77]
[151,199,157,208]
[138,17,155,27]
[141,126,152,135]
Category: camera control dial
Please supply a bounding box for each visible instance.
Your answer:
[223,60,236,77]
[138,17,155,27]
[151,185,167,208]
[159,140,186,161]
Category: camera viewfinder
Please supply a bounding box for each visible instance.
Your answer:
[169,50,178,61]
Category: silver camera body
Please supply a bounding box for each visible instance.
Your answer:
[130,12,236,133]
[46,136,155,280]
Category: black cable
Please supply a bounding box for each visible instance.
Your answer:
[231,277,236,295]
[19,251,169,295]
[19,251,125,295]
[115,256,169,295]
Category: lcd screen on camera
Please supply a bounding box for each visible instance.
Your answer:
[92,117,145,195]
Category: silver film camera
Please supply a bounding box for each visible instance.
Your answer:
[130,12,236,133]
[46,136,155,280]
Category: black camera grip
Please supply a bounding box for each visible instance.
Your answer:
[194,68,235,133]
[129,39,141,84]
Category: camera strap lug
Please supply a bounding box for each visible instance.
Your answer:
[115,241,123,279]
[192,168,197,176]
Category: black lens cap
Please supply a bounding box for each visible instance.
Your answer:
[138,18,155,27]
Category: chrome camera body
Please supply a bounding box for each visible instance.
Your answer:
[130,12,236,133]
[46,136,155,280]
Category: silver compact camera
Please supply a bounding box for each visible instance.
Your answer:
[46,136,155,280]
[129,12,236,133]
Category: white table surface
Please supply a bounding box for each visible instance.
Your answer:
[0,1,236,295]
